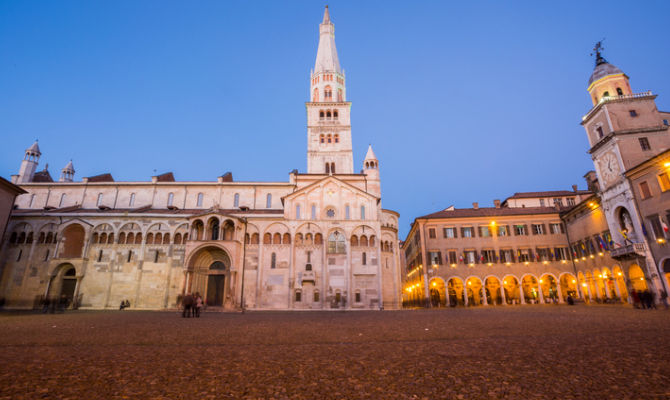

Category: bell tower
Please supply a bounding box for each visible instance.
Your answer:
[12,140,41,184]
[306,6,353,174]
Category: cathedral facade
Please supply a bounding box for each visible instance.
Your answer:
[0,7,402,311]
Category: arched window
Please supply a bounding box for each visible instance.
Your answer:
[167,193,174,207]
[311,205,316,219]
[324,85,332,100]
[210,219,219,241]
[59,193,66,208]
[351,235,359,247]
[314,233,323,245]
[334,134,339,143]
[97,193,103,207]
[334,110,339,119]
[603,91,610,98]
[197,193,204,207]
[360,235,368,247]
[327,231,346,254]
[327,134,332,143]
[616,87,623,96]
[362,252,367,265]
[263,233,271,244]
[283,233,291,244]
[360,205,366,220]
[337,89,342,102]
[266,193,272,208]
[234,193,240,207]
[174,233,182,244]
[319,110,325,120]
[320,134,325,144]
[146,233,154,244]
[325,163,330,174]
[295,290,302,302]
[251,233,259,244]
[296,204,301,219]
[345,205,350,220]
[331,163,335,173]
[313,88,319,102]
[314,290,320,302]
[273,233,281,244]
[271,252,276,269]
[326,110,332,119]
[129,193,136,207]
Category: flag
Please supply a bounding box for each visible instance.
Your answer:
[662,219,669,233]
[597,237,605,249]
[641,224,648,237]
[621,230,628,240]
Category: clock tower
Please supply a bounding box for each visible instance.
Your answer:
[581,42,670,294]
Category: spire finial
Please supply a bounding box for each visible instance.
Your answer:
[591,40,607,66]
[323,5,330,24]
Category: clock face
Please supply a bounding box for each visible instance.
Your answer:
[599,151,621,186]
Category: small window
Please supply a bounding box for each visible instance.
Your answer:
[296,205,301,219]
[596,126,604,139]
[567,198,575,206]
[629,110,638,117]
[362,252,367,265]
[497,226,508,237]
[167,192,174,207]
[345,205,350,220]
[443,228,455,238]
[602,91,610,98]
[658,171,670,192]
[97,193,103,206]
[325,163,330,174]
[478,226,491,237]
[531,224,545,235]
[319,110,325,119]
[616,87,623,96]
[154,250,159,263]
[553,198,563,207]
[197,193,204,207]
[639,181,652,199]
[313,291,320,302]
[355,292,361,303]
[129,193,136,207]
[127,251,133,263]
[639,137,651,151]
[333,110,338,119]
[550,223,562,234]
[311,205,316,219]
[271,252,276,269]
[326,208,335,218]
[539,199,545,207]
[266,193,272,208]
[98,250,103,262]
[514,225,527,236]
[428,228,436,238]
[462,227,474,238]
[360,205,365,220]
[295,291,301,302]
[234,193,240,207]
[664,119,669,126]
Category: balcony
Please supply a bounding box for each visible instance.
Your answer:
[301,270,315,283]
[583,91,654,121]
[610,243,646,259]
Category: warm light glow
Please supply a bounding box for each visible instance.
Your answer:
[468,281,472,286]
[572,280,576,284]
[539,279,543,283]
[658,238,667,244]
[598,274,602,278]
[582,283,587,287]
[598,252,603,256]
[432,282,436,287]
[543,261,548,265]
[469,263,474,267]
[487,263,492,266]
[640,277,644,281]
[589,255,595,259]
[561,260,567,264]
[490,221,496,226]
[524,261,529,265]
[505,262,511,266]
[664,162,670,168]
[503,281,507,285]
[582,257,587,260]
[450,263,456,267]
[617,272,622,276]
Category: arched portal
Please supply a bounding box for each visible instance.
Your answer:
[585,272,598,301]
[466,277,483,306]
[447,278,464,306]
[539,274,558,303]
[187,246,232,307]
[61,224,85,258]
[578,272,591,302]
[429,278,446,307]
[522,275,540,304]
[662,259,670,295]
[559,273,578,300]
[628,264,647,292]
[485,276,503,305]
[612,266,628,302]
[502,276,520,305]
[47,263,78,307]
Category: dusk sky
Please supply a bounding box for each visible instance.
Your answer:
[2,1,669,238]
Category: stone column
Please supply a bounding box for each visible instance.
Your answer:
[463,285,468,306]
[500,285,507,305]
[538,283,545,304]
[519,284,526,304]
[481,286,488,306]
[556,282,565,304]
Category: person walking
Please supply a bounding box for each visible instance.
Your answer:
[194,293,203,318]
[182,293,194,318]
[660,290,669,310]
[631,289,640,309]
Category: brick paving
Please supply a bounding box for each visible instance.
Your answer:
[0,306,668,399]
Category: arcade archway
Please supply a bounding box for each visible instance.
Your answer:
[187,246,233,307]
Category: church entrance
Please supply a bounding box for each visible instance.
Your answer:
[206,261,226,306]
[186,246,232,308]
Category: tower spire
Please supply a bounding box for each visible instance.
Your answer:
[314,5,341,74]
[323,5,330,24]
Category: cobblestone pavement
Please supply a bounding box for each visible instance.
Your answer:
[0,306,668,399]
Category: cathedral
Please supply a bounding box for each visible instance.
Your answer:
[0,7,402,311]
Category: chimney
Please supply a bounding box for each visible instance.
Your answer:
[572,184,578,192]
[493,199,501,208]
[472,202,479,210]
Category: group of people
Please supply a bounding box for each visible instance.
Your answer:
[40,295,70,313]
[630,289,662,309]
[119,299,130,310]
[181,292,203,317]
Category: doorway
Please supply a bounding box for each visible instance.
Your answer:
[207,275,225,306]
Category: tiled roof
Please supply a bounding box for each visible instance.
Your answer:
[506,190,591,199]
[32,170,53,183]
[155,172,175,182]
[86,173,114,183]
[418,206,562,220]
[12,208,284,216]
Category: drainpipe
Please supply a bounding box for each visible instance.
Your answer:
[239,217,248,313]
[563,221,583,300]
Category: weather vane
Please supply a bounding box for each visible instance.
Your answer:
[590,39,606,65]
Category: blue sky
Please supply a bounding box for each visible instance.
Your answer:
[1,1,669,238]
